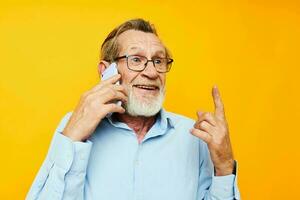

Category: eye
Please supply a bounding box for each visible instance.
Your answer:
[131,56,142,63]
[154,58,163,65]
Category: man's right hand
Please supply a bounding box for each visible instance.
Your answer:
[62,74,128,142]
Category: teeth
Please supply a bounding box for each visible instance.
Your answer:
[135,85,157,90]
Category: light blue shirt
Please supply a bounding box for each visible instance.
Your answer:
[26,109,240,200]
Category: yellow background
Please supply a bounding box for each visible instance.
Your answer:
[1,0,300,199]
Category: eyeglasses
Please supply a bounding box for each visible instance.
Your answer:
[115,54,173,73]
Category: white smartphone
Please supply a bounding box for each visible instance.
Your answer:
[101,62,119,82]
[101,62,122,116]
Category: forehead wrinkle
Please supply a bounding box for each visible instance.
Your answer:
[125,44,166,57]
[117,30,167,56]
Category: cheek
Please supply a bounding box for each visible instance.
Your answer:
[117,63,134,84]
[119,71,139,85]
[160,75,166,86]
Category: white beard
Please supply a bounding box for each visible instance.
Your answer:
[124,85,165,117]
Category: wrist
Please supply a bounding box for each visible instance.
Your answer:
[214,159,235,176]
[62,129,84,142]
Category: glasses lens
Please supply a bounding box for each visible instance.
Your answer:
[127,55,172,72]
[154,58,169,72]
[128,55,146,71]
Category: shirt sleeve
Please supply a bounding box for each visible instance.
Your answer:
[26,112,93,200]
[197,141,241,200]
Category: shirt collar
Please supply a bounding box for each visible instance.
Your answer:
[106,108,175,131]
[159,108,175,130]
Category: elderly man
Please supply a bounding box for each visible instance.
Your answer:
[27,19,240,200]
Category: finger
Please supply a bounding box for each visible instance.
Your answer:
[101,73,121,85]
[103,103,126,114]
[110,84,128,96]
[91,74,121,92]
[92,83,128,97]
[195,111,217,127]
[103,90,128,104]
[190,128,212,144]
[212,85,225,119]
[195,121,214,133]
[92,88,128,104]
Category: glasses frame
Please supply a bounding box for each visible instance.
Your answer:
[115,54,173,73]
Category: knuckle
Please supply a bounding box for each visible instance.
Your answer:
[199,121,204,127]
[205,133,211,140]
[193,129,200,136]
[200,121,205,128]
[109,88,117,97]
[116,85,122,90]
[112,91,117,98]
[109,103,117,110]
[89,99,100,108]
[101,85,110,92]
[105,88,114,96]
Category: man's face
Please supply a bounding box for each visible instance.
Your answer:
[116,30,167,117]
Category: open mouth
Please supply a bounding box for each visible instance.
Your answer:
[133,84,159,91]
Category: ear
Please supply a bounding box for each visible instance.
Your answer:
[97,60,110,77]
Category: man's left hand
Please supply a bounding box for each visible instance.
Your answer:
[190,85,234,176]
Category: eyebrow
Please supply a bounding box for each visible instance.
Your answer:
[129,46,140,50]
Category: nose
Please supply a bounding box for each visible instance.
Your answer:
[141,61,159,79]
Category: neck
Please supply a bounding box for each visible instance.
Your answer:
[115,112,157,143]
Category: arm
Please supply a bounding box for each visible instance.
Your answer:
[26,112,92,200]
[190,86,241,199]
[26,74,128,199]
[197,142,240,200]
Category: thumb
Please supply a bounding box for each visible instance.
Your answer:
[197,110,203,119]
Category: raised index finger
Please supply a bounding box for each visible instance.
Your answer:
[212,85,225,119]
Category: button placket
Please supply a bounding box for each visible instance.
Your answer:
[133,143,143,200]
